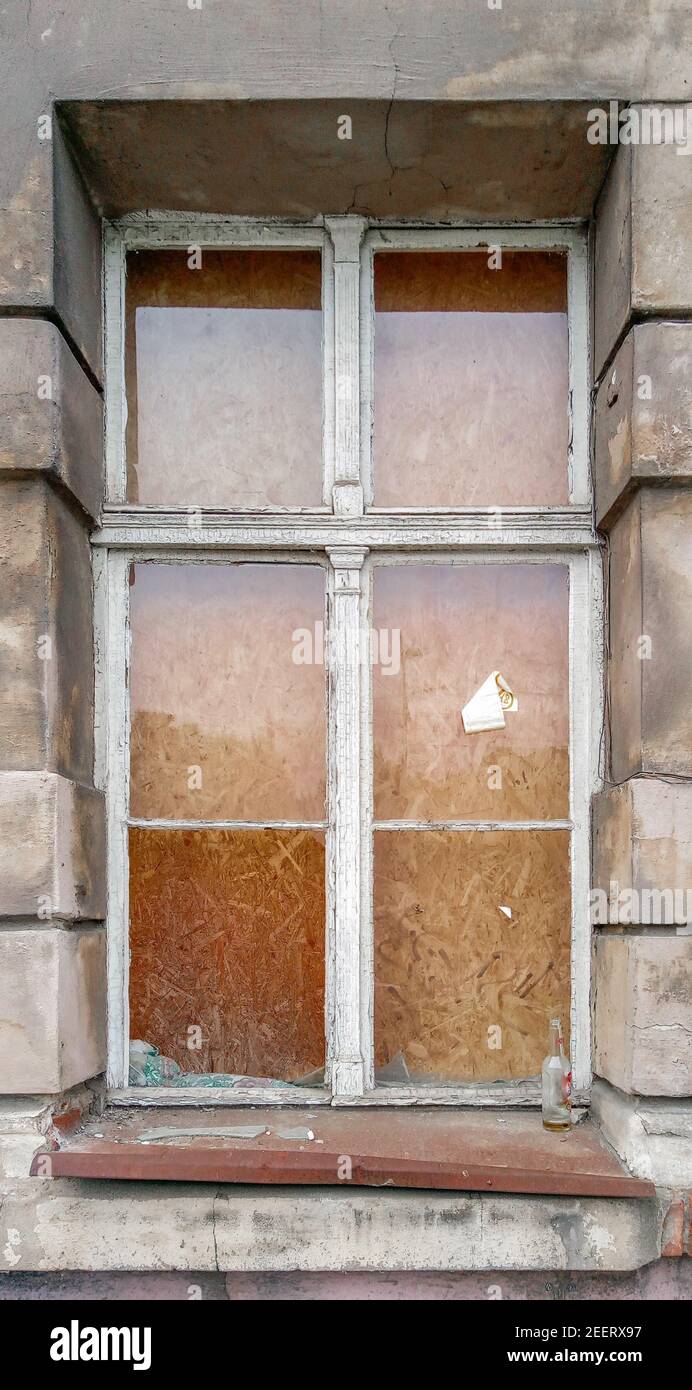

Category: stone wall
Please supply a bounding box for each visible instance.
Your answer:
[0,6,689,1276]
[591,117,692,1183]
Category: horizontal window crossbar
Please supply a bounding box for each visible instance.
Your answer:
[373,820,573,832]
[127,819,328,831]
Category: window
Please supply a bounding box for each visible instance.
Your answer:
[96,217,599,1103]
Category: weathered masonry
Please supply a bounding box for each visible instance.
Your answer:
[0,4,690,1289]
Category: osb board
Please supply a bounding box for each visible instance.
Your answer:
[129,827,325,1080]
[124,248,323,507]
[129,562,326,822]
[373,563,570,820]
[374,829,571,1083]
[373,250,569,507]
[374,251,568,314]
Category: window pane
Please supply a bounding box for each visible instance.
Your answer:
[373,250,569,506]
[373,564,569,820]
[129,827,325,1081]
[130,563,326,822]
[374,829,571,1083]
[125,248,323,506]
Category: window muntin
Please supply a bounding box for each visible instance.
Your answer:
[125,248,323,507]
[101,219,595,1101]
[372,249,569,508]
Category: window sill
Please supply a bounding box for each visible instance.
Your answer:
[32,1107,654,1199]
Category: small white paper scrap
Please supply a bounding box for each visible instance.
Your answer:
[498,905,512,919]
[461,671,518,734]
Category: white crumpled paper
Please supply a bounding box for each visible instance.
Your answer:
[461,670,518,734]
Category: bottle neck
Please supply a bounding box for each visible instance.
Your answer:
[550,1020,565,1058]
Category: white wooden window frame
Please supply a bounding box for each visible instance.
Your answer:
[95,215,601,1107]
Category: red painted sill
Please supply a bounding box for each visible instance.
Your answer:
[31,1107,654,1198]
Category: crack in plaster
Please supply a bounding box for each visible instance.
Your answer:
[343,20,402,216]
[633,1022,692,1032]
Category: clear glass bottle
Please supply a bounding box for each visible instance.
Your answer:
[541,1017,572,1131]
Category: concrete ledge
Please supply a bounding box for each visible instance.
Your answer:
[59,98,612,224]
[0,1180,661,1273]
[0,927,106,1094]
[0,319,103,521]
[0,772,105,921]
[593,935,692,1096]
[595,322,692,529]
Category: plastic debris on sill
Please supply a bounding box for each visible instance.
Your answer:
[169,1072,291,1089]
[276,1127,315,1141]
[128,1041,293,1089]
[461,671,518,734]
[128,1041,179,1086]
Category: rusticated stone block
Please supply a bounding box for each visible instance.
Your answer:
[595,322,692,528]
[594,141,632,377]
[0,118,102,382]
[0,318,103,520]
[0,478,94,782]
[0,927,106,1093]
[52,121,103,382]
[592,778,692,924]
[595,109,692,373]
[631,119,692,319]
[594,935,692,1096]
[608,488,692,782]
[0,772,105,921]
